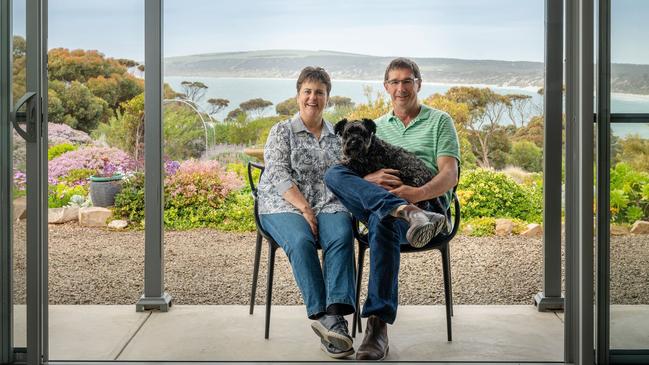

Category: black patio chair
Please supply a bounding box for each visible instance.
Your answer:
[247,161,323,339]
[351,179,461,342]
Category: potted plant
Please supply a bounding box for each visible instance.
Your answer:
[89,157,124,207]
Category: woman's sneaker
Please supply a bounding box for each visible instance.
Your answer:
[320,338,354,359]
[311,314,354,351]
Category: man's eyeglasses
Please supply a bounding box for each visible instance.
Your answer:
[385,78,419,87]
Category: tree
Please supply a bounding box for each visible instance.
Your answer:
[345,86,390,120]
[444,86,512,169]
[506,94,533,128]
[226,108,246,121]
[239,98,273,118]
[12,35,26,58]
[48,48,125,83]
[275,97,299,116]
[514,115,544,147]
[328,96,354,109]
[179,81,208,104]
[49,80,111,133]
[207,98,229,117]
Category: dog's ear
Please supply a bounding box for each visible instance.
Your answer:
[335,119,348,136]
[361,118,376,135]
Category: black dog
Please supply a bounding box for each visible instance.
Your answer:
[334,118,445,213]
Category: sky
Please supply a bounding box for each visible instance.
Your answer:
[11,0,649,64]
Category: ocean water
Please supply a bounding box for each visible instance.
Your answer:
[165,76,649,138]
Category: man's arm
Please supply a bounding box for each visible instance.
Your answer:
[389,156,458,203]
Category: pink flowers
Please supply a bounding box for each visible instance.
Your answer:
[165,159,243,208]
[48,146,137,183]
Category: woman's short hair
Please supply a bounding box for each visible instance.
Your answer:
[384,57,422,81]
[296,66,332,96]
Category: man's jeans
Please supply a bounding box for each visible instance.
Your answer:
[259,211,356,319]
[324,164,415,325]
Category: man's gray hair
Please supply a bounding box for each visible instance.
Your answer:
[384,57,422,81]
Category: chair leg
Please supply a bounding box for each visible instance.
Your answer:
[265,243,277,339]
[446,244,454,317]
[441,245,452,341]
[352,245,366,337]
[250,231,263,315]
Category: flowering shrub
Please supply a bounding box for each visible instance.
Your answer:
[48,143,77,161]
[13,170,26,191]
[164,160,181,176]
[48,146,137,183]
[48,183,88,208]
[47,122,93,146]
[114,160,250,230]
[458,168,542,223]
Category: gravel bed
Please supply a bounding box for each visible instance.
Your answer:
[10,221,649,305]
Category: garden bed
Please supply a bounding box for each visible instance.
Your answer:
[11,221,649,306]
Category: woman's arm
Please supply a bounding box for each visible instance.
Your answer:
[263,123,317,235]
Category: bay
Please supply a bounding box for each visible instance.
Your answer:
[165,76,649,138]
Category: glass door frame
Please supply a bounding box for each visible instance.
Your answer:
[596,0,649,363]
[0,0,49,363]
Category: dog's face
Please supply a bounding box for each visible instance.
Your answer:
[335,118,377,160]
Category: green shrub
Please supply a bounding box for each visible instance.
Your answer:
[48,183,88,208]
[48,143,77,161]
[458,168,542,222]
[113,172,145,227]
[59,168,96,187]
[609,162,649,223]
[508,140,543,172]
[226,162,260,187]
[214,116,282,146]
[213,190,255,232]
[463,217,496,237]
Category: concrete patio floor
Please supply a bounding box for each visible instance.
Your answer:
[12,305,569,363]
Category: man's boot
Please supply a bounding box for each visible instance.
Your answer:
[396,204,447,248]
[356,315,389,360]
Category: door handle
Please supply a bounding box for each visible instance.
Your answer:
[11,91,37,142]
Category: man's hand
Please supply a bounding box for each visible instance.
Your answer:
[389,184,425,204]
[364,168,403,189]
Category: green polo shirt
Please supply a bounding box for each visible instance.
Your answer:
[375,104,461,208]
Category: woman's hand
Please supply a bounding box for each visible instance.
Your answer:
[301,206,318,236]
[364,168,403,190]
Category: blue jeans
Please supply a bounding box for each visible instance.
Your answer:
[259,211,355,319]
[324,164,413,325]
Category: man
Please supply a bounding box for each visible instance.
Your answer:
[324,57,460,360]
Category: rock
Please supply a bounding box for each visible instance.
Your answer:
[13,197,27,220]
[78,207,112,227]
[521,223,543,237]
[108,220,128,229]
[462,224,474,236]
[48,206,79,224]
[495,219,515,236]
[610,224,630,236]
[630,220,649,234]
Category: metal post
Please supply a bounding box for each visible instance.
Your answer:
[0,0,14,362]
[565,0,594,364]
[596,0,611,363]
[137,0,172,312]
[534,0,565,312]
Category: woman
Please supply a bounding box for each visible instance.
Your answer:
[257,67,355,358]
